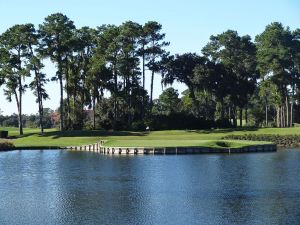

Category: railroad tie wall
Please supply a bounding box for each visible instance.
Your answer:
[66,143,277,155]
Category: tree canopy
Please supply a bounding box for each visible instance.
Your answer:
[0,14,299,133]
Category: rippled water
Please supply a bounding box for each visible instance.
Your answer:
[0,150,300,224]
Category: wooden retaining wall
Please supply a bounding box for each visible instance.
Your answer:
[66,142,277,155]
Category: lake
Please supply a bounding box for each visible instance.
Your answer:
[0,149,300,225]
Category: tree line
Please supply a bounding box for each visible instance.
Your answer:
[0,13,299,135]
[0,108,54,129]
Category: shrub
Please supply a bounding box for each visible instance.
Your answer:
[0,139,14,150]
[147,113,219,130]
[222,134,300,147]
[214,119,233,128]
[131,120,146,131]
[0,131,8,138]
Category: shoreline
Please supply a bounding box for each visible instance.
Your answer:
[0,143,277,154]
[0,138,279,153]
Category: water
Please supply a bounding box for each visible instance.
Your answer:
[0,150,300,225]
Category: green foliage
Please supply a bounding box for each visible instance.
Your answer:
[1,114,19,127]
[223,134,300,147]
[146,113,222,130]
[255,22,299,128]
[0,24,38,135]
[255,22,293,80]
[0,110,54,129]
[1,14,300,132]
[202,30,257,127]
[152,87,180,115]
[131,120,146,131]
[39,13,76,131]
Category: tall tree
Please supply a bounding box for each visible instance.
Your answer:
[39,13,76,131]
[0,24,33,135]
[87,61,112,129]
[118,21,142,125]
[158,87,180,115]
[256,22,294,127]
[162,53,204,117]
[96,25,121,128]
[194,59,231,120]
[22,24,49,134]
[290,29,300,126]
[203,30,257,126]
[138,24,150,97]
[143,21,169,107]
[258,80,281,127]
[65,27,98,129]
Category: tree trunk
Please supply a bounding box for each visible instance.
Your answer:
[37,74,44,134]
[276,107,280,128]
[29,45,44,134]
[57,54,64,132]
[37,75,44,134]
[14,89,23,136]
[150,70,154,107]
[142,53,145,117]
[39,98,44,134]
[18,78,23,135]
[265,104,268,127]
[19,95,23,136]
[220,98,224,120]
[59,75,64,131]
[233,106,237,127]
[16,49,23,135]
[113,63,118,129]
[81,67,86,129]
[291,85,295,127]
[284,105,286,128]
[228,106,231,125]
[286,97,289,127]
[93,94,96,130]
[290,102,293,127]
[281,106,284,128]
[245,107,248,127]
[66,79,71,129]
[239,108,243,127]
[142,52,145,91]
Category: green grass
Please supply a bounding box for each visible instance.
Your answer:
[103,139,270,148]
[0,126,295,148]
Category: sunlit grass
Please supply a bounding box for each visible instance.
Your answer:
[0,126,294,148]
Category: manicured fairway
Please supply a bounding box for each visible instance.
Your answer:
[1,126,298,148]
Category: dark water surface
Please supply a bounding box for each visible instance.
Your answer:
[0,150,300,225]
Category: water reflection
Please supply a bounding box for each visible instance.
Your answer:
[0,150,300,224]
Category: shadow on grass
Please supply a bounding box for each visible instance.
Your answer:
[15,129,147,139]
[11,127,260,140]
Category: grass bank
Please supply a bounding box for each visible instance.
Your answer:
[0,126,296,149]
[103,139,270,148]
[0,138,14,150]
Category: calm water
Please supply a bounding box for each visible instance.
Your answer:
[0,150,300,225]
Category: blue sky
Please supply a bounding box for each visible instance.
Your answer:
[0,0,300,115]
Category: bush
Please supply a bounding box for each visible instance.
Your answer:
[131,120,146,131]
[0,139,14,150]
[222,134,300,147]
[214,119,233,128]
[147,113,218,130]
[0,131,8,138]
